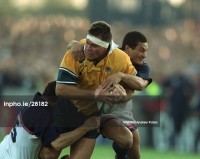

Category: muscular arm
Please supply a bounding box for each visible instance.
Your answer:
[119,72,149,91]
[52,116,99,150]
[56,83,95,99]
[51,126,91,151]
[39,127,91,159]
[102,72,149,92]
[40,116,99,159]
[56,83,117,104]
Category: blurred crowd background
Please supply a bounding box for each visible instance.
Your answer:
[0,0,200,155]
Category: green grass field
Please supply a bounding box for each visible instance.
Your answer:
[1,136,199,159]
[58,144,200,159]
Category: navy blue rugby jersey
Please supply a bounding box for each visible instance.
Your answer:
[134,62,152,86]
[19,92,59,147]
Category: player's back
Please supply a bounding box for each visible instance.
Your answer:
[0,114,42,159]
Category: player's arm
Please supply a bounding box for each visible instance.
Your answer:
[50,116,99,151]
[121,63,152,90]
[56,83,115,105]
[56,50,95,99]
[117,72,149,90]
[102,63,152,91]
[56,83,95,99]
[39,116,99,158]
[101,72,148,91]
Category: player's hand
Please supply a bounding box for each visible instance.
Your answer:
[83,116,100,131]
[111,84,127,103]
[68,40,85,62]
[101,72,123,89]
[94,85,114,105]
[112,84,127,96]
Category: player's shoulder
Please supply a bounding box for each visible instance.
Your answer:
[110,48,130,60]
[135,62,150,70]
[143,62,150,68]
[61,50,78,65]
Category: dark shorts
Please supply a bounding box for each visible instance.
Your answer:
[53,97,100,139]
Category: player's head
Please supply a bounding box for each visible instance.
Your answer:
[42,81,58,107]
[88,21,112,43]
[121,31,148,65]
[121,31,147,50]
[85,21,112,62]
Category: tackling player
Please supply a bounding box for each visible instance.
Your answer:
[0,81,99,159]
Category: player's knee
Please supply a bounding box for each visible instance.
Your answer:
[124,132,133,148]
[121,139,133,149]
[117,134,133,149]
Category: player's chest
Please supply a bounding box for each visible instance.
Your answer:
[78,60,119,87]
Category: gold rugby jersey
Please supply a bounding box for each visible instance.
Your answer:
[57,48,137,115]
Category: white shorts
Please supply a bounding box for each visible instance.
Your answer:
[98,100,135,122]
[0,136,10,159]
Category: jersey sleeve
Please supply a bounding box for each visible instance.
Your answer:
[135,63,152,85]
[57,51,79,85]
[39,124,60,147]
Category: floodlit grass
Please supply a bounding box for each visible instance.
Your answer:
[58,145,115,159]
[140,148,199,159]
[58,144,200,159]
[1,135,199,159]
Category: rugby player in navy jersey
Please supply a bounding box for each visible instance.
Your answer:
[108,31,152,159]
[0,81,99,159]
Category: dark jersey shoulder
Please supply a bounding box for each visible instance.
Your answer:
[134,63,152,82]
[135,63,152,84]
[20,92,59,147]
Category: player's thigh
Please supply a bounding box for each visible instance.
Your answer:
[128,129,141,159]
[70,137,96,159]
[101,118,133,148]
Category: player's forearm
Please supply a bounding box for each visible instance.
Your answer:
[56,83,95,99]
[50,127,90,150]
[120,72,148,91]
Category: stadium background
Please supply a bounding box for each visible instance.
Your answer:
[0,0,200,158]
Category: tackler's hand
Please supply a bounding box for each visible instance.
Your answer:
[68,40,85,62]
[101,72,124,89]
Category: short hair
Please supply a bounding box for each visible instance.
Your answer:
[88,21,112,43]
[42,81,57,102]
[121,31,147,50]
